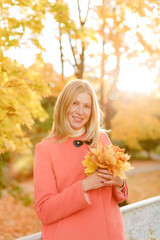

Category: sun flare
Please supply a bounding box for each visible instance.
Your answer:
[117,61,157,94]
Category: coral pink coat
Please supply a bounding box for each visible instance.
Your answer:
[34,133,128,240]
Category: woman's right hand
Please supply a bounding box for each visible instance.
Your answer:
[81,169,113,192]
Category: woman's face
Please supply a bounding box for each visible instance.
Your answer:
[68,92,92,130]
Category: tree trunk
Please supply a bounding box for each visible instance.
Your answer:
[75,44,85,79]
[105,53,120,128]
[100,38,105,112]
[59,24,64,81]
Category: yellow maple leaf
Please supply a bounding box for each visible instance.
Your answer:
[82,152,97,175]
[103,147,117,165]
[82,141,133,178]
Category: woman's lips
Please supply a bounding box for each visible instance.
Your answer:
[72,116,83,122]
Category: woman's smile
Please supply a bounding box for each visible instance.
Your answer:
[72,116,84,122]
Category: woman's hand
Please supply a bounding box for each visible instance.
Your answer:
[82,169,124,192]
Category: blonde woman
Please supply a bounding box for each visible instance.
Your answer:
[34,79,128,240]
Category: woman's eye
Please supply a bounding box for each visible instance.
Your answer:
[85,105,91,108]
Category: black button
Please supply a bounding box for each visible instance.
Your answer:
[84,139,92,145]
[73,139,92,147]
[73,140,83,147]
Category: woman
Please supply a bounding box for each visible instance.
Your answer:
[34,79,128,240]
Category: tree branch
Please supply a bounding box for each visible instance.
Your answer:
[77,0,82,25]
[68,34,78,70]
[77,0,91,25]
[83,0,91,24]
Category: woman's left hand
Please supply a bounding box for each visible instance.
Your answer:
[96,169,124,188]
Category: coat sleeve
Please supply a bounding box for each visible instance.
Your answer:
[112,180,128,203]
[34,143,91,225]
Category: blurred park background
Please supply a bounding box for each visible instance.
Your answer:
[0,0,160,239]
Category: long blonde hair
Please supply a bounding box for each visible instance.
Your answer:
[46,79,104,146]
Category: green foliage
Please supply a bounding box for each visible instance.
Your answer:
[155,145,160,155]
[0,153,32,206]
[8,184,33,206]
[11,151,34,179]
[131,152,149,161]
[34,96,56,133]
[0,153,10,195]
[139,139,160,154]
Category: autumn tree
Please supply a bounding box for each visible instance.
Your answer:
[49,0,98,79]
[0,1,52,198]
[27,62,66,140]
[111,92,160,151]
[94,0,160,127]
[0,1,52,153]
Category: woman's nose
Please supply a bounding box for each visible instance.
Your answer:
[76,105,83,114]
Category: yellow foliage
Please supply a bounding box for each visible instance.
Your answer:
[111,93,160,150]
[82,141,132,178]
[0,1,54,154]
[0,56,53,154]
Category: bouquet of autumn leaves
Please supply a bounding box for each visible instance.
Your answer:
[82,141,133,178]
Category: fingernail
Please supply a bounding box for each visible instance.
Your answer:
[97,173,101,176]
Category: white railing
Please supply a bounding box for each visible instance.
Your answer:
[121,195,160,240]
[15,232,42,240]
[15,196,160,240]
